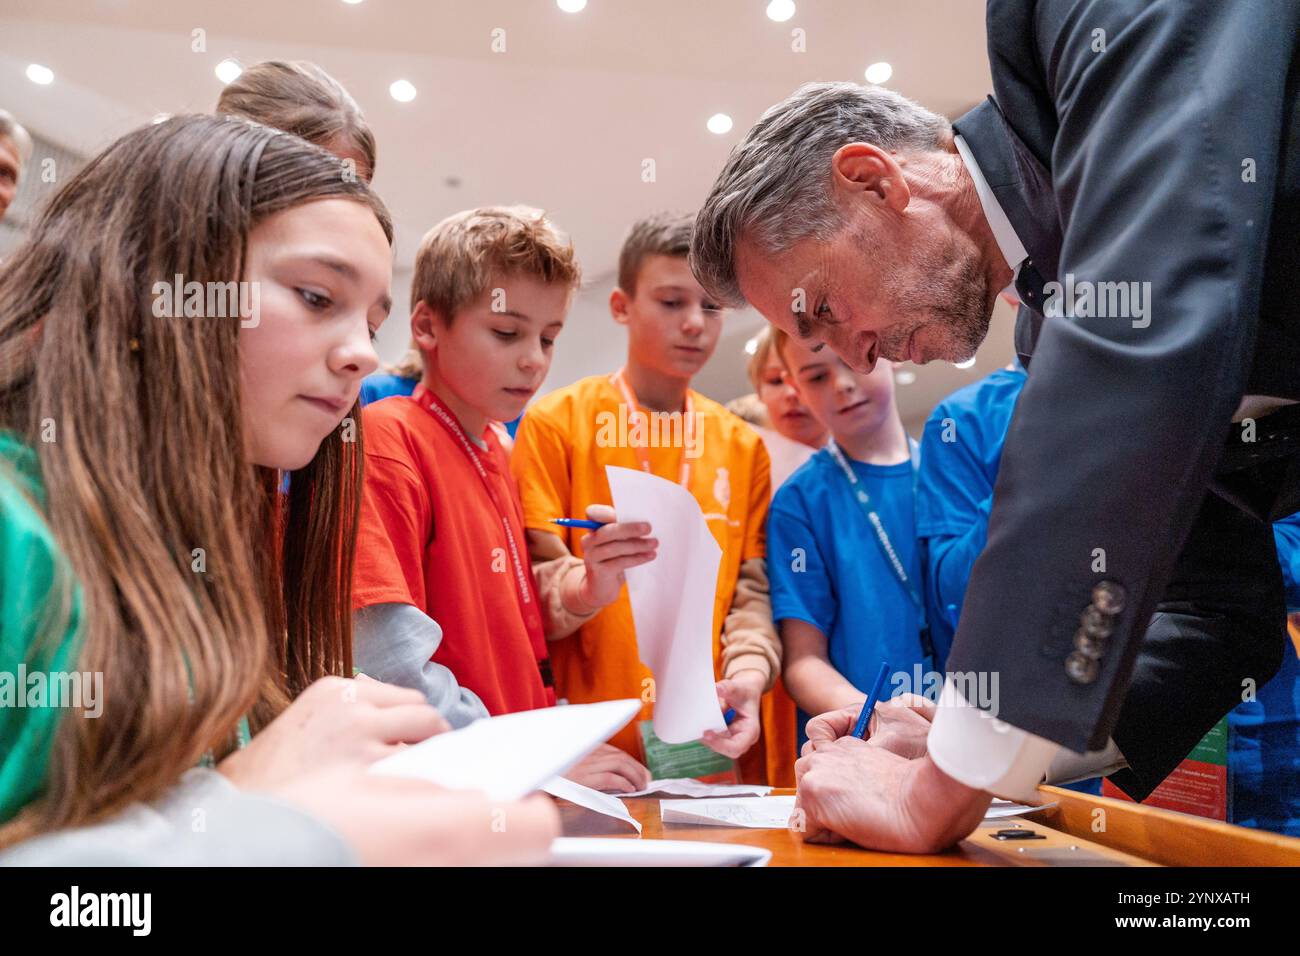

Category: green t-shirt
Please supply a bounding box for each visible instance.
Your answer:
[0,431,83,823]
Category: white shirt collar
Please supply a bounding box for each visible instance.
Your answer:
[953,133,1029,279]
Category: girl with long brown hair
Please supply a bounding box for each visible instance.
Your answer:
[0,114,557,864]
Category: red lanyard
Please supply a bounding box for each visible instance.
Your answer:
[412,385,544,636]
[608,368,696,488]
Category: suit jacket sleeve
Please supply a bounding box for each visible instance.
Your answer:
[950,0,1299,753]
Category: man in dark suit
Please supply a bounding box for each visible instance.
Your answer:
[690,0,1299,851]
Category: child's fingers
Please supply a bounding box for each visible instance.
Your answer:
[370,703,451,745]
[587,538,657,562]
[349,677,429,709]
[587,521,653,545]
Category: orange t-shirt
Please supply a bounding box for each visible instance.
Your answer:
[353,390,555,716]
[510,374,794,784]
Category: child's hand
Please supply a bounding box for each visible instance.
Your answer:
[800,692,935,760]
[218,675,449,792]
[563,743,652,793]
[573,504,658,610]
[701,670,765,759]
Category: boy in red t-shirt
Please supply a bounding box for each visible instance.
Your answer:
[353,206,654,792]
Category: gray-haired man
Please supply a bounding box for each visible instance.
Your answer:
[691,0,1300,852]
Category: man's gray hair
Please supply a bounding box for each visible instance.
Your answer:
[0,109,34,166]
[690,82,949,306]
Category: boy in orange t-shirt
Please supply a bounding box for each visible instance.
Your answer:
[510,212,793,785]
[353,206,653,793]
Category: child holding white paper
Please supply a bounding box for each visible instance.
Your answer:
[510,212,791,785]
[765,329,936,750]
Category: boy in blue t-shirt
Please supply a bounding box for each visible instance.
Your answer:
[765,329,935,749]
[918,361,1300,828]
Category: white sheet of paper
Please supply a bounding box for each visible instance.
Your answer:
[621,778,772,798]
[368,698,641,802]
[606,465,726,744]
[985,799,1057,820]
[541,776,642,834]
[548,837,771,867]
[661,796,797,829]
[658,796,1056,830]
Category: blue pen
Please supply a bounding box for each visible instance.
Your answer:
[723,708,736,725]
[550,517,607,531]
[850,661,892,740]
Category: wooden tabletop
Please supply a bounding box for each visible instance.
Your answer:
[554,788,1156,866]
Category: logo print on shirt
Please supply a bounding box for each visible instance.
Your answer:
[713,467,731,510]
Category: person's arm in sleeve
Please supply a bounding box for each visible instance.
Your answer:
[720,439,780,688]
[915,401,999,635]
[941,0,1297,773]
[764,485,859,715]
[0,768,357,866]
[1272,514,1300,612]
[353,604,487,728]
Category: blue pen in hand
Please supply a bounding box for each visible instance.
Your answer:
[550,517,607,531]
[850,661,892,740]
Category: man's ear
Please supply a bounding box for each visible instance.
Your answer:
[410,300,440,352]
[609,286,631,327]
[830,143,910,214]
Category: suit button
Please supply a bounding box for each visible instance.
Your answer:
[1091,581,1126,615]
[1073,628,1105,659]
[1066,651,1100,684]
[1079,606,1113,639]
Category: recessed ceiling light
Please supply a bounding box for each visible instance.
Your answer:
[955,356,977,369]
[864,61,892,85]
[766,0,796,22]
[557,0,587,12]
[707,113,733,135]
[26,63,54,85]
[215,59,242,85]
[341,0,365,4]
[390,79,417,103]
[895,369,917,385]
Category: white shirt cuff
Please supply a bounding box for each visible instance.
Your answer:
[928,676,1059,802]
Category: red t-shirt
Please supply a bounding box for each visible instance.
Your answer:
[353,389,555,715]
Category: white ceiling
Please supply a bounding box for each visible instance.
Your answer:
[0,0,1017,431]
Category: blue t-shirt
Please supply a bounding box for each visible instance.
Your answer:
[915,364,1027,642]
[1230,512,1300,836]
[767,448,931,745]
[359,372,418,407]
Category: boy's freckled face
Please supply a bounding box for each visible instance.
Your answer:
[239,198,393,470]
[618,255,724,378]
[429,273,571,424]
[779,334,897,441]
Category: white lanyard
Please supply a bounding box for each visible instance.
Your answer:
[609,368,695,487]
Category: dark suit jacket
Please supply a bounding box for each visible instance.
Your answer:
[946,0,1300,760]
